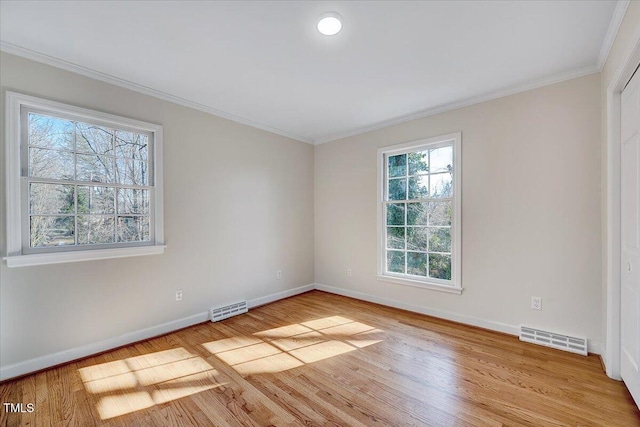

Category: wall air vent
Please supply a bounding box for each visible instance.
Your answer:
[519,326,587,356]
[210,301,248,322]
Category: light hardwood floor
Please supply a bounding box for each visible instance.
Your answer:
[1,290,639,426]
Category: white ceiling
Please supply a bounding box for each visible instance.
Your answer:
[0,1,624,144]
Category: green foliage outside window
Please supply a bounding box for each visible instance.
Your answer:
[384,146,454,282]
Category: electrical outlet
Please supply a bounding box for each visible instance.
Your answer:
[531,296,542,310]
[175,290,183,301]
[277,270,282,279]
[347,268,352,277]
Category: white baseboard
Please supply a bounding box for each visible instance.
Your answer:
[0,311,208,381]
[314,283,519,336]
[248,283,315,309]
[0,281,602,381]
[314,283,603,355]
[0,283,315,381]
[589,341,603,356]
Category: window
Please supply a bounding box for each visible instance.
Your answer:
[377,133,461,293]
[5,92,164,267]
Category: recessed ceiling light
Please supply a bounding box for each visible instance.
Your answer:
[317,12,342,36]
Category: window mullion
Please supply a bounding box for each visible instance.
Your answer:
[404,154,408,274]
[384,154,389,274]
[426,139,431,279]
[427,148,431,200]
[74,185,78,246]
[73,123,78,246]
[113,132,118,244]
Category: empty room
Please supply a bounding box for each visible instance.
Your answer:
[1,1,639,426]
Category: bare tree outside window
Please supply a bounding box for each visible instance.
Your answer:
[27,112,151,248]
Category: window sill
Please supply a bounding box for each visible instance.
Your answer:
[376,274,463,294]
[4,245,166,268]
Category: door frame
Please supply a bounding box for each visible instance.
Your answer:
[605,33,640,380]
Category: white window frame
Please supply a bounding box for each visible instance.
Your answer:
[4,91,165,267]
[376,132,462,294]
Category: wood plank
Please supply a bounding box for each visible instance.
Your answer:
[1,290,639,426]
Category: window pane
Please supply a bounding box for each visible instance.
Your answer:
[118,188,150,214]
[77,154,115,183]
[30,216,74,247]
[116,131,149,161]
[29,147,74,180]
[78,186,115,214]
[386,203,405,225]
[408,176,429,199]
[380,139,457,285]
[76,123,114,155]
[117,159,149,186]
[429,201,452,226]
[386,227,405,249]
[430,146,453,173]
[430,173,452,198]
[407,227,428,251]
[407,252,427,277]
[28,113,74,151]
[387,250,405,274]
[429,254,451,280]
[117,216,150,242]
[408,151,428,175]
[429,227,451,253]
[388,178,406,201]
[30,183,75,214]
[78,216,115,245]
[407,202,428,225]
[388,154,406,178]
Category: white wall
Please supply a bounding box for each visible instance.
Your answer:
[0,52,315,378]
[0,39,611,379]
[315,73,603,350]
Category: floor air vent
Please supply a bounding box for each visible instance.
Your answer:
[210,301,248,322]
[519,326,587,356]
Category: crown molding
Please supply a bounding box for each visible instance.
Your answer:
[314,64,600,145]
[597,0,630,71]
[0,41,313,144]
[1,38,604,147]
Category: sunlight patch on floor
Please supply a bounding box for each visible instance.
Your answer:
[289,340,355,364]
[270,331,325,352]
[96,392,155,419]
[233,352,304,375]
[78,348,225,420]
[203,316,384,376]
[254,323,314,339]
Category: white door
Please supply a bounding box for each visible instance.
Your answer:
[621,67,640,408]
